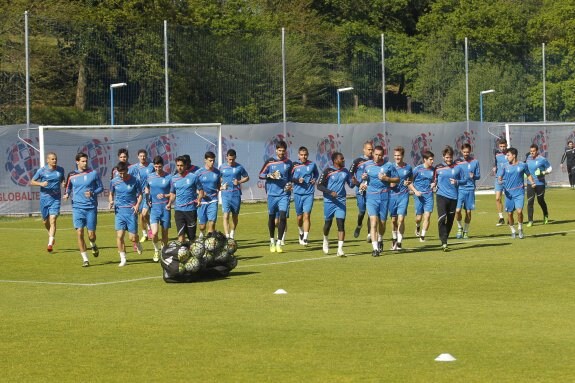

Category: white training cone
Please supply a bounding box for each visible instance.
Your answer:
[274,289,288,295]
[435,353,456,362]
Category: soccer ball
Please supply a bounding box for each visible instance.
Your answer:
[204,236,218,252]
[203,251,215,266]
[177,246,190,263]
[184,257,201,273]
[189,240,205,258]
[225,238,238,255]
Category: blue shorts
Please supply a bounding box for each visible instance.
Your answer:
[221,193,241,214]
[139,194,150,213]
[389,193,409,217]
[115,208,138,233]
[457,189,476,210]
[73,207,98,231]
[504,190,524,212]
[40,197,61,220]
[355,192,367,214]
[494,180,504,192]
[294,193,314,215]
[268,194,290,215]
[366,194,389,221]
[413,192,434,215]
[324,197,346,220]
[150,206,171,229]
[198,202,218,224]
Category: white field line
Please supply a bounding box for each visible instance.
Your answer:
[0,228,572,287]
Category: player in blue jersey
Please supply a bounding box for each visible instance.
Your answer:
[108,161,143,267]
[361,146,399,256]
[167,156,204,243]
[316,152,355,257]
[492,139,508,226]
[389,146,413,251]
[110,148,131,180]
[434,146,465,252]
[525,144,552,226]
[497,147,536,239]
[196,151,221,237]
[131,149,155,244]
[259,140,293,253]
[408,151,435,243]
[454,143,481,239]
[219,149,250,239]
[291,146,319,246]
[30,152,65,252]
[350,141,374,241]
[64,152,104,267]
[146,156,172,262]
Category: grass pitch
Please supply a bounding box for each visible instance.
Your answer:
[1,189,574,382]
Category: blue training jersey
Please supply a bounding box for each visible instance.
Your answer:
[147,172,172,209]
[129,162,154,190]
[219,162,249,196]
[65,169,104,209]
[349,155,372,191]
[32,165,65,199]
[412,164,435,194]
[391,163,413,196]
[434,162,464,200]
[317,166,353,200]
[525,155,551,186]
[455,156,481,191]
[497,162,531,194]
[196,167,221,203]
[170,171,203,211]
[258,157,293,197]
[291,160,319,195]
[110,175,142,209]
[494,150,507,173]
[363,160,398,195]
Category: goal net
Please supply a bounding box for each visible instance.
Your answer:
[22,122,221,213]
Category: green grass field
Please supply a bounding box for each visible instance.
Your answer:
[1,189,574,382]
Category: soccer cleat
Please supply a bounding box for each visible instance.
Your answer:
[118,259,127,267]
[337,249,346,257]
[91,244,99,258]
[135,243,143,255]
[302,239,309,246]
[396,242,402,251]
[139,234,147,243]
[415,228,421,237]
[322,239,329,254]
[371,249,380,257]
[419,236,426,242]
[47,244,53,253]
[275,243,283,253]
[391,239,397,251]
[442,244,449,252]
[496,218,505,226]
[462,232,469,239]
[153,249,160,262]
[353,226,361,238]
[279,240,285,246]
[456,228,463,239]
[526,221,533,227]
[544,216,549,224]
[518,230,524,239]
[82,261,90,267]
[511,232,516,239]
[269,243,276,253]
[378,241,383,252]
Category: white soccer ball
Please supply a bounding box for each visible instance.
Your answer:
[184,257,201,273]
[189,240,205,258]
[177,246,190,263]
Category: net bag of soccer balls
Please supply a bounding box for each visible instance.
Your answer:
[160,231,238,283]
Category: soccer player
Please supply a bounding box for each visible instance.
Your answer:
[560,140,575,188]
[64,152,104,267]
[131,149,154,244]
[196,151,221,237]
[146,156,172,262]
[497,147,536,239]
[29,152,65,252]
[492,139,508,226]
[316,152,354,257]
[291,146,319,246]
[167,156,204,243]
[362,146,399,256]
[108,161,143,267]
[110,148,131,180]
[434,146,465,252]
[219,149,250,239]
[350,141,374,241]
[409,150,435,243]
[258,140,293,253]
[525,144,552,226]
[454,143,481,239]
[389,146,413,251]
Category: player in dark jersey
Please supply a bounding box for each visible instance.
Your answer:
[560,140,575,188]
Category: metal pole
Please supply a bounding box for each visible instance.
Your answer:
[25,11,30,128]
[465,37,469,131]
[110,87,115,126]
[381,33,386,125]
[282,27,287,138]
[164,20,170,123]
[337,91,341,126]
[542,42,546,122]
[480,93,483,123]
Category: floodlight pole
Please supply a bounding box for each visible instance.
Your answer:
[480,89,495,123]
[110,83,127,126]
[337,87,354,126]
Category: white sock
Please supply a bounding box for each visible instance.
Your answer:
[397,233,403,243]
[230,230,235,239]
[421,230,426,237]
[89,241,96,248]
[509,225,516,233]
[270,238,275,245]
[518,223,523,230]
[392,231,397,240]
[80,252,89,262]
[464,223,469,232]
[152,241,159,251]
[298,226,304,235]
[377,234,382,242]
[303,231,309,240]
[499,212,504,219]
[457,220,463,229]
[338,240,344,250]
[120,252,126,261]
[48,236,55,245]
[372,241,379,250]
[323,235,329,243]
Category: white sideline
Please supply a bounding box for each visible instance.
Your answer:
[0,228,572,287]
